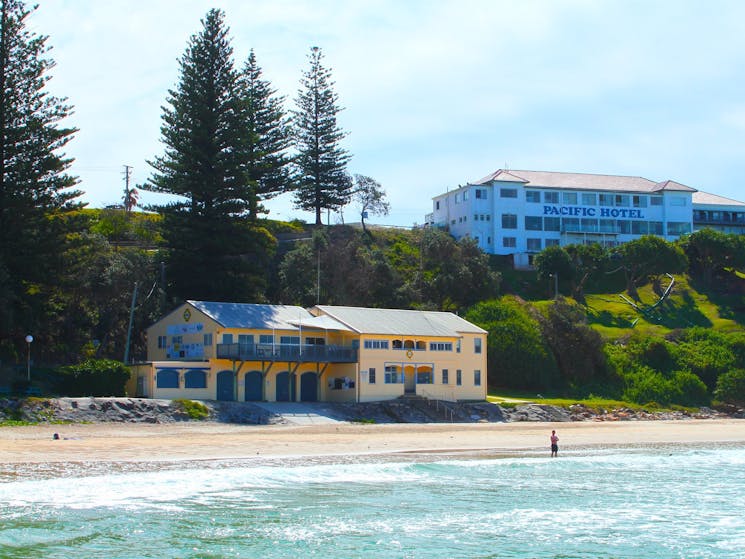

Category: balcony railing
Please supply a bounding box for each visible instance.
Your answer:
[216,343,358,363]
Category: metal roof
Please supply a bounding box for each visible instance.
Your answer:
[313,305,487,337]
[692,191,745,207]
[188,301,312,330]
[287,315,354,332]
[473,169,697,194]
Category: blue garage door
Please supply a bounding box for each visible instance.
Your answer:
[275,371,294,402]
[244,371,263,401]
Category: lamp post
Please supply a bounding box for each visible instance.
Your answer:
[25,334,33,381]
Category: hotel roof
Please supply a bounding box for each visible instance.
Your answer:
[692,191,745,207]
[188,301,313,330]
[313,305,487,337]
[472,169,697,194]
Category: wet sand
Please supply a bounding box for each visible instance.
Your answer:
[1,419,744,464]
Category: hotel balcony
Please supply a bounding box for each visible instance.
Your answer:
[216,343,358,363]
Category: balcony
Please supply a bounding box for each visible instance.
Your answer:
[216,343,358,363]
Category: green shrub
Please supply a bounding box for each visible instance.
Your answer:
[56,359,130,397]
[714,368,745,406]
[174,399,210,420]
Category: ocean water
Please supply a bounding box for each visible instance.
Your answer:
[1,444,744,559]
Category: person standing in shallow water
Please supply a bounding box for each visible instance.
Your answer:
[550,430,559,457]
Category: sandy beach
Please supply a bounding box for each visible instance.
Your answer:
[0,419,744,464]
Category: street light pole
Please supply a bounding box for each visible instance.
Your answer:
[25,335,33,381]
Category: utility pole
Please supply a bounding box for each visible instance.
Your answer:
[122,165,135,211]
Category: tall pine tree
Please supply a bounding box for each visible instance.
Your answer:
[237,50,292,220]
[0,0,81,358]
[146,9,273,302]
[292,47,352,225]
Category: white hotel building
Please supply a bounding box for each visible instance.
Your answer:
[426,169,745,268]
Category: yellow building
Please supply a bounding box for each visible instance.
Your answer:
[132,301,487,403]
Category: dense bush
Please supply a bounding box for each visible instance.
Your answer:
[56,359,130,397]
[714,368,745,405]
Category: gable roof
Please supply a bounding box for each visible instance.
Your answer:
[473,169,697,194]
[188,301,312,330]
[313,305,487,336]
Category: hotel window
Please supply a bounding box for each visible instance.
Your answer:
[436,201,440,210]
[617,220,630,234]
[502,213,517,229]
[649,221,664,235]
[417,370,434,384]
[442,369,449,384]
[667,222,691,235]
[429,342,453,351]
[526,190,541,203]
[157,335,167,349]
[456,369,462,386]
[184,370,207,389]
[599,194,614,206]
[259,334,274,344]
[544,191,559,204]
[544,217,560,231]
[562,218,579,231]
[363,339,389,349]
[221,334,232,344]
[599,219,615,233]
[563,192,578,205]
[368,368,376,384]
[474,370,482,386]
[456,338,461,353]
[156,369,179,389]
[527,238,542,251]
[525,216,542,231]
[581,218,598,232]
[631,221,648,235]
[633,195,648,208]
[451,219,456,226]
[384,366,403,384]
[474,214,478,222]
[203,333,213,346]
[615,195,630,207]
[500,188,518,198]
[474,338,482,354]
[454,193,459,204]
[486,214,491,221]
[545,239,560,247]
[280,336,300,345]
[650,196,663,206]
[503,237,517,248]
[670,197,687,207]
[475,188,487,199]
[392,339,403,349]
[582,193,597,205]
[238,334,254,346]
[462,190,469,201]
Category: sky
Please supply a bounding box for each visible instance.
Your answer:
[27,0,745,227]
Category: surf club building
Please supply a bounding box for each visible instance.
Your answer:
[426,169,745,268]
[130,301,487,403]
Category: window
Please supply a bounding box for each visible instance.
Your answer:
[599,194,613,206]
[436,200,440,210]
[667,222,691,235]
[238,334,254,346]
[416,341,426,351]
[544,191,559,204]
[184,370,207,389]
[456,369,462,386]
[462,190,468,201]
[525,216,542,231]
[544,217,560,231]
[417,370,434,384]
[670,197,687,207]
[203,333,213,347]
[156,369,179,389]
[364,339,389,349]
[502,214,517,229]
[562,218,579,231]
[221,334,232,344]
[503,237,517,248]
[649,221,663,235]
[392,339,403,350]
[581,218,598,232]
[454,193,459,204]
[563,192,578,205]
[631,221,648,235]
[305,337,325,345]
[617,220,630,234]
[500,188,517,198]
[384,366,403,384]
[280,336,300,345]
[474,214,478,222]
[368,367,376,384]
[429,342,453,351]
[475,188,487,199]
[599,219,615,233]
[650,196,663,206]
[526,190,541,203]
[474,338,482,354]
[633,195,647,208]
[545,239,560,247]
[615,195,629,207]
[259,334,274,344]
[582,193,597,206]
[474,370,482,386]
[527,238,541,251]
[157,335,167,349]
[442,368,449,384]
